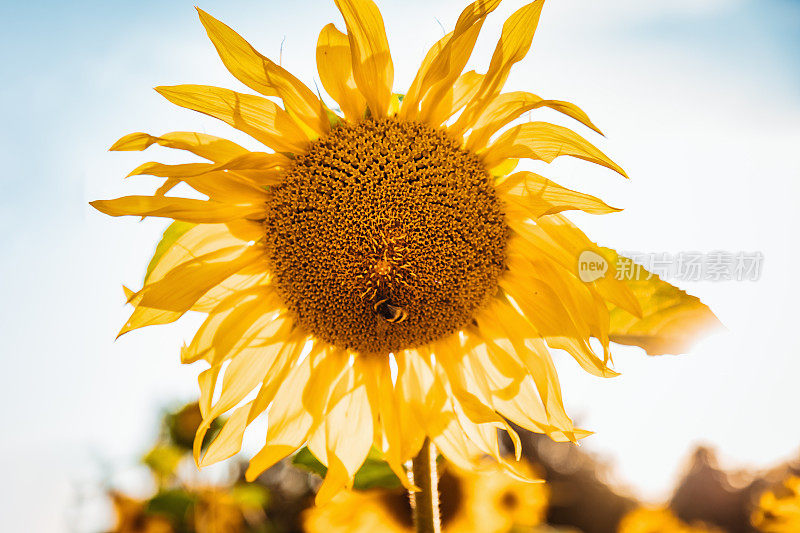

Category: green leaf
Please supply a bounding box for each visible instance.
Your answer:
[146,489,196,525]
[292,446,327,478]
[145,221,195,282]
[353,448,402,490]
[603,248,724,355]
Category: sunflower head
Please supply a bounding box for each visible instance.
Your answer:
[92,0,720,504]
[267,117,507,354]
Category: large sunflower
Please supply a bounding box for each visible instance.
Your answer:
[92,0,719,504]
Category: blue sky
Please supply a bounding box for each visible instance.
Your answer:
[1,1,799,530]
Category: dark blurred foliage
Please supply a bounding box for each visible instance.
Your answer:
[502,428,800,533]
[507,429,638,533]
[106,401,319,533]
[670,447,800,533]
[103,402,800,533]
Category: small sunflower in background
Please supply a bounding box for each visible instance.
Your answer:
[92,0,720,512]
[302,459,547,533]
[617,507,724,533]
[752,476,800,533]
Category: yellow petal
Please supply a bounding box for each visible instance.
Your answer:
[184,290,285,367]
[426,70,484,127]
[118,306,182,338]
[414,0,503,124]
[316,23,367,122]
[90,196,264,223]
[199,399,256,466]
[142,223,246,290]
[395,350,447,437]
[399,32,452,120]
[199,344,287,454]
[314,369,373,504]
[481,122,628,177]
[476,299,578,438]
[155,85,308,153]
[192,264,270,313]
[245,355,315,480]
[333,0,394,117]
[532,214,642,316]
[197,9,328,138]
[133,246,261,314]
[467,91,603,150]
[451,0,545,136]
[601,248,724,355]
[109,131,249,163]
[128,164,268,202]
[363,356,419,490]
[499,171,620,218]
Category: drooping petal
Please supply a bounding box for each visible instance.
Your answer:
[467,91,603,150]
[481,122,628,177]
[109,131,249,163]
[244,352,317,480]
[333,0,394,117]
[475,298,578,440]
[395,350,448,438]
[155,85,309,153]
[500,254,617,378]
[316,23,367,122]
[310,366,374,504]
[451,0,545,136]
[197,9,329,138]
[196,337,303,466]
[361,355,421,489]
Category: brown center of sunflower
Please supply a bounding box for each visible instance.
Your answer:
[265,117,507,354]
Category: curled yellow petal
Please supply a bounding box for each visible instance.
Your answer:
[155,84,308,153]
[499,171,620,217]
[426,70,484,127]
[317,23,367,122]
[109,131,249,163]
[481,122,628,177]
[451,0,545,136]
[413,0,503,123]
[197,9,328,137]
[333,0,394,117]
[467,91,603,150]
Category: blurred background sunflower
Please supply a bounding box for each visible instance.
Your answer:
[2,0,799,531]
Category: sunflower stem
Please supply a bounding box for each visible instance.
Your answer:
[410,438,441,533]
